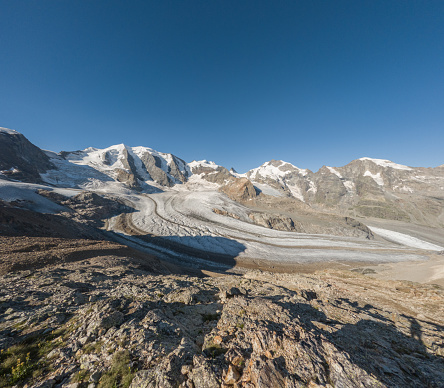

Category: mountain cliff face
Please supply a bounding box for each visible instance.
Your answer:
[0,128,54,183]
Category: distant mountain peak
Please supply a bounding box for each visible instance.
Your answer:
[0,127,20,135]
[358,157,412,170]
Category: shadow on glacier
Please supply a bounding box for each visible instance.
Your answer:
[121,233,246,270]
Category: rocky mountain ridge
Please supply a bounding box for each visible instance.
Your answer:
[243,158,444,227]
[1,127,443,228]
[0,128,54,183]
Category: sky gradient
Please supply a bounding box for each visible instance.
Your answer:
[1,1,443,172]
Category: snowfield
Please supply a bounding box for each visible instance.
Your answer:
[364,170,384,186]
[0,180,79,213]
[359,157,413,170]
[369,226,444,251]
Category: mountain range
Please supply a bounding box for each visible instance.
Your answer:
[2,126,444,229]
[1,126,444,388]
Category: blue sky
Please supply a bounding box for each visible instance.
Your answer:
[1,1,443,172]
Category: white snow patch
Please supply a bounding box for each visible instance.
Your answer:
[0,127,19,135]
[364,171,384,186]
[188,160,219,170]
[343,181,355,192]
[326,166,342,178]
[41,154,116,188]
[287,183,305,201]
[230,171,245,179]
[360,157,412,170]
[307,180,317,194]
[369,227,444,251]
[252,183,284,197]
[66,144,129,172]
[0,180,77,213]
[393,185,413,193]
[176,174,220,191]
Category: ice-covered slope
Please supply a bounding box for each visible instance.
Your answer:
[244,160,310,201]
[40,144,192,192]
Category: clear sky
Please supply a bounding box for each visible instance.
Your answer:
[1,1,443,172]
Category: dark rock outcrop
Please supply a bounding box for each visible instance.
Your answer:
[139,151,173,187]
[0,128,53,182]
[115,169,142,191]
[248,212,300,232]
[169,155,189,183]
[344,216,374,239]
[60,191,133,226]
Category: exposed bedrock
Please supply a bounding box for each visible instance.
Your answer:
[0,129,54,182]
[220,178,258,201]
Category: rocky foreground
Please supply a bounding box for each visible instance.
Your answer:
[1,254,443,388]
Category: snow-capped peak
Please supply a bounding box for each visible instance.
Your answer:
[84,146,100,152]
[247,159,307,181]
[359,157,412,171]
[0,127,20,135]
[188,160,219,169]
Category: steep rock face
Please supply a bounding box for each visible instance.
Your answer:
[170,155,189,183]
[120,148,145,183]
[0,128,53,182]
[220,178,258,202]
[115,169,142,191]
[311,166,348,206]
[138,150,173,187]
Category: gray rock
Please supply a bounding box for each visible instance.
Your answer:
[89,371,102,383]
[99,311,124,329]
[191,355,220,388]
